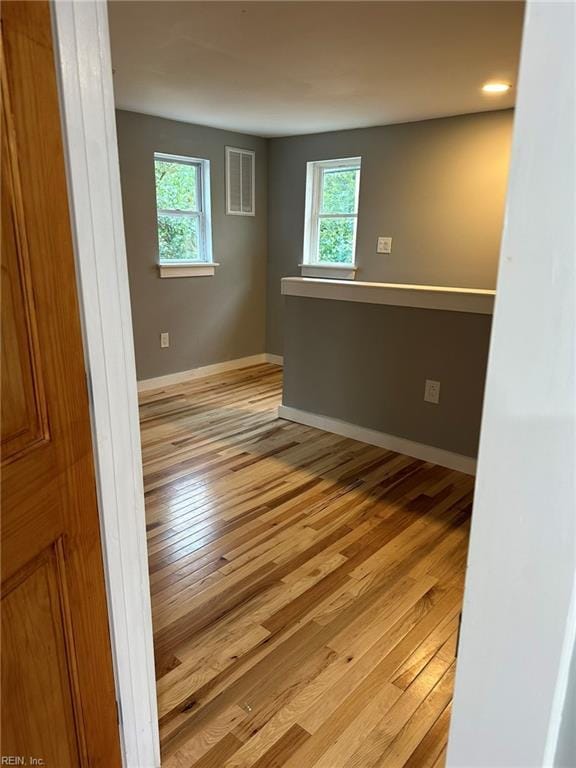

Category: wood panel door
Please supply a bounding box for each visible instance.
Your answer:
[1,2,122,765]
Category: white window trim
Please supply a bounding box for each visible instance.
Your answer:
[225,146,256,216]
[302,156,362,280]
[154,152,215,277]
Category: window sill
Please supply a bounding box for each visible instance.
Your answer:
[158,262,220,278]
[299,263,357,280]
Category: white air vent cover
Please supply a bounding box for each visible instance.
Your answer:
[226,147,255,216]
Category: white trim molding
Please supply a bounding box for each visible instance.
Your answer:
[282,277,495,315]
[159,262,219,278]
[52,3,160,766]
[138,353,283,393]
[278,405,477,475]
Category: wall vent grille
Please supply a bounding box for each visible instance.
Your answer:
[226,147,255,216]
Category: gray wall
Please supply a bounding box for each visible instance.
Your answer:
[283,298,491,457]
[116,110,268,380]
[267,109,513,355]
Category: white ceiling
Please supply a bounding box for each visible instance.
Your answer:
[108,1,524,138]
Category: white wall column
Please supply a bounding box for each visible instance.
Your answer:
[447,2,576,765]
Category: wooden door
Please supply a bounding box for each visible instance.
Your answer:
[1,2,122,765]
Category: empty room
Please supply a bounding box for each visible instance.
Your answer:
[109,1,521,765]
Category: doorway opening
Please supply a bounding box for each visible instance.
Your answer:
[106,2,524,764]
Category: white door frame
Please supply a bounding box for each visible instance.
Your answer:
[52,2,160,766]
[51,1,575,767]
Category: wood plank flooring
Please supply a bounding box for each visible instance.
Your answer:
[139,363,473,767]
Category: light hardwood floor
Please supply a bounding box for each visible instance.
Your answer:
[139,363,473,768]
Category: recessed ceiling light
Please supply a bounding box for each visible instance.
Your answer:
[482,82,511,94]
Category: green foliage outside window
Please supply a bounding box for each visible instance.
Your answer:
[155,160,198,210]
[321,168,357,214]
[318,218,355,263]
[157,215,199,262]
[318,167,358,263]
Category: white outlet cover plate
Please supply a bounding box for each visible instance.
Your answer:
[377,236,392,254]
[424,379,441,404]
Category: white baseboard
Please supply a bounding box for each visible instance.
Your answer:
[138,353,283,392]
[278,404,476,475]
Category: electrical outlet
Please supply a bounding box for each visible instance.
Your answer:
[377,236,393,254]
[160,332,170,348]
[424,379,440,404]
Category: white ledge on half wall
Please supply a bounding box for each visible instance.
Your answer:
[281,277,495,315]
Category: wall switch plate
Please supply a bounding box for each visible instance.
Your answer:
[160,332,170,348]
[424,379,441,404]
[377,236,393,254]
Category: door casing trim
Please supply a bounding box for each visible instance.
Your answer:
[51,3,160,766]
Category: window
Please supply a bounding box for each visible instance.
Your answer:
[302,157,361,279]
[154,153,216,277]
